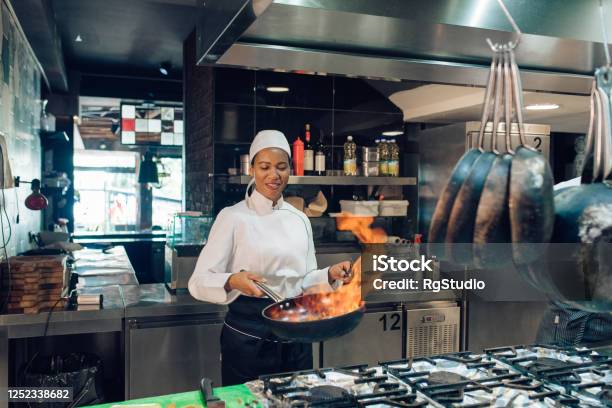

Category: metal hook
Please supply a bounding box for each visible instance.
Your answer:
[485,0,523,51]
[491,48,505,154]
[496,0,522,47]
[478,53,500,151]
[503,46,515,155]
[509,49,529,149]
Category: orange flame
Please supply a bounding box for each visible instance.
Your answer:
[270,257,364,322]
[335,214,387,244]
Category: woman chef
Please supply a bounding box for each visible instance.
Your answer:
[188,130,354,386]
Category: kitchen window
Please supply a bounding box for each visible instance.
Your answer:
[152,156,183,229]
[74,150,139,233]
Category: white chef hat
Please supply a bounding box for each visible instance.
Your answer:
[249,130,291,163]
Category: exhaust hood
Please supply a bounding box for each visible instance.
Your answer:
[196,0,611,95]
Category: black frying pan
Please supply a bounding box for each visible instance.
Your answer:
[253,281,365,343]
[427,55,498,260]
[445,51,503,266]
[473,50,514,269]
[507,50,554,266]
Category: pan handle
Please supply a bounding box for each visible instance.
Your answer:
[253,281,285,302]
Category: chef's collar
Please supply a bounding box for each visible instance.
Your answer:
[247,184,284,215]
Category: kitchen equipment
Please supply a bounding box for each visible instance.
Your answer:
[339,200,379,216]
[427,54,497,259]
[445,49,502,266]
[508,49,555,266]
[200,378,225,408]
[321,309,404,368]
[244,344,609,407]
[253,281,365,343]
[379,200,409,216]
[361,161,379,177]
[549,69,612,313]
[361,146,379,162]
[486,344,612,406]
[307,190,327,213]
[384,346,606,407]
[239,154,250,175]
[419,123,550,249]
[473,49,514,269]
[253,363,430,406]
[127,311,224,399]
[406,305,460,357]
[165,212,212,291]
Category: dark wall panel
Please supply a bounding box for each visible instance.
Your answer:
[183,31,214,214]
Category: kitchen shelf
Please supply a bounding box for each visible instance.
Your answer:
[226,175,416,186]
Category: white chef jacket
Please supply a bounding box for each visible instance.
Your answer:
[188,188,333,305]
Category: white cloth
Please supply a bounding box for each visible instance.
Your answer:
[249,130,291,162]
[554,177,581,191]
[188,188,333,305]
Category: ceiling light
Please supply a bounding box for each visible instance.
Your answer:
[75,34,83,42]
[266,86,290,93]
[382,130,403,136]
[525,103,560,111]
[159,61,172,76]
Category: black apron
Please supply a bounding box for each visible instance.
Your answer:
[221,295,313,386]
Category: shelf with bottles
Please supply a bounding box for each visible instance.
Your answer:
[225,175,416,186]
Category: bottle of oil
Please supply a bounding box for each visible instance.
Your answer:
[388,138,400,177]
[343,135,357,176]
[378,139,389,176]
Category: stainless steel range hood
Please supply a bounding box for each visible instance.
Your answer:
[196,0,611,95]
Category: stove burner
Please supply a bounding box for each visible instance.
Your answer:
[420,371,473,403]
[309,385,349,401]
[528,357,572,372]
[428,371,469,386]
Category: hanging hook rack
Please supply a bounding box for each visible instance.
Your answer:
[486,0,523,52]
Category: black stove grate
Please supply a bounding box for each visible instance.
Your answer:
[484,344,612,407]
[259,364,428,408]
[382,353,596,408]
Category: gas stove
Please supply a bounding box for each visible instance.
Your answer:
[381,351,592,407]
[486,344,612,407]
[249,365,430,407]
[244,345,611,407]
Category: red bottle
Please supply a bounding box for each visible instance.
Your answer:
[293,136,304,176]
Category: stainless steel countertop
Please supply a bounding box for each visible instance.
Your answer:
[123,283,227,318]
[0,246,225,339]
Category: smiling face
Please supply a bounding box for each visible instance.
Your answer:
[251,148,290,203]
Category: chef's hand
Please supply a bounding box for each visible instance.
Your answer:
[225,271,265,297]
[328,261,353,284]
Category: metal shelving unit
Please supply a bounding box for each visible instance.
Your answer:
[226,175,416,186]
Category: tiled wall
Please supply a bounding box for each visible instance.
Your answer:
[183,31,214,214]
[0,1,42,256]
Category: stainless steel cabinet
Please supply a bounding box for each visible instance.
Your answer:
[126,316,223,399]
[321,310,403,367]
